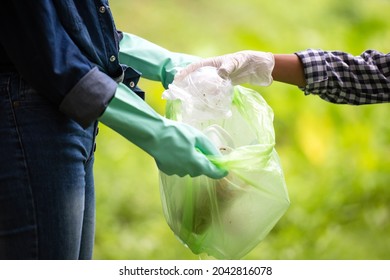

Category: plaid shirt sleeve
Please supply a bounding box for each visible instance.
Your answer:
[295,49,390,104]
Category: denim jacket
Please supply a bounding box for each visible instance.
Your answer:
[0,0,136,127]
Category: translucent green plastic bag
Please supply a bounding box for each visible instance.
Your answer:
[159,67,290,259]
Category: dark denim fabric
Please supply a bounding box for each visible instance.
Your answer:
[0,73,97,259]
[0,1,142,127]
[0,0,122,96]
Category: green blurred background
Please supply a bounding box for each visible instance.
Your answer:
[93,0,390,259]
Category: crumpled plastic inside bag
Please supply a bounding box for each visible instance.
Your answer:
[163,66,234,126]
[160,67,290,260]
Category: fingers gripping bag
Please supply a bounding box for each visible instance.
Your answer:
[160,66,290,259]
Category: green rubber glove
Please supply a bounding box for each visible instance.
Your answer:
[119,32,199,88]
[99,83,227,179]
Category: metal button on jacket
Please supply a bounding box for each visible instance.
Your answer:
[99,6,106,13]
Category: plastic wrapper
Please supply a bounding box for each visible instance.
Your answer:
[160,67,290,259]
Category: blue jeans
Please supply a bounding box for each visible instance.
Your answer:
[0,73,98,259]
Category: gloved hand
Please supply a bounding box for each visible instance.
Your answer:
[119,32,199,89]
[175,51,275,86]
[99,83,227,179]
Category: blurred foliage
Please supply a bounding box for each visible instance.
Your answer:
[93,0,390,259]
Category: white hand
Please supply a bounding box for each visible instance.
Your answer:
[176,51,275,86]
